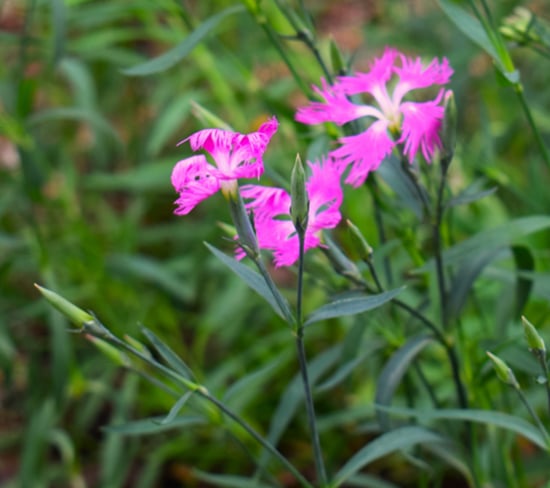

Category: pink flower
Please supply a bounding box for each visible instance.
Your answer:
[241,157,343,267]
[296,48,453,187]
[171,117,278,215]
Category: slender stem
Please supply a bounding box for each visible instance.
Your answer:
[201,391,314,488]
[513,83,550,167]
[535,352,550,416]
[86,326,312,488]
[296,231,328,486]
[515,386,550,446]
[433,163,449,329]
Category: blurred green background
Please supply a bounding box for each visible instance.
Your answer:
[2,0,550,486]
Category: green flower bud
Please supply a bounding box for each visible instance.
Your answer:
[486,351,520,389]
[35,284,94,329]
[329,37,347,75]
[346,219,373,261]
[290,154,309,235]
[227,188,260,258]
[441,90,457,167]
[522,316,546,355]
[86,335,130,367]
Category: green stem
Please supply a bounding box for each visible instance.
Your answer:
[515,386,550,446]
[87,325,312,488]
[201,391,314,488]
[513,83,550,168]
[535,352,550,417]
[296,231,327,486]
[433,163,449,329]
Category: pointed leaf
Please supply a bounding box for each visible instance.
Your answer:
[375,406,548,450]
[511,245,534,319]
[445,186,497,209]
[122,6,244,76]
[159,392,193,425]
[193,470,274,488]
[141,327,195,380]
[205,242,288,319]
[333,426,447,486]
[305,287,404,327]
[375,335,435,430]
[104,415,205,436]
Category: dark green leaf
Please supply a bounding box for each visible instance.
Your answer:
[375,335,435,430]
[122,6,245,76]
[333,426,447,486]
[193,470,275,488]
[104,415,205,436]
[511,245,535,319]
[205,242,288,319]
[305,287,404,327]
[159,392,193,425]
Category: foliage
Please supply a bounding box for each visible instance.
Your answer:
[2,0,550,487]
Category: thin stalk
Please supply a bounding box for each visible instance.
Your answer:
[201,391,314,488]
[513,84,550,167]
[87,327,312,488]
[296,231,328,486]
[433,163,449,329]
[515,386,550,446]
[535,352,550,416]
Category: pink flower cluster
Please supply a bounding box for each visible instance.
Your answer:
[296,48,453,187]
[171,48,453,267]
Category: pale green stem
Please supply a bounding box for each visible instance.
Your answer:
[515,386,550,446]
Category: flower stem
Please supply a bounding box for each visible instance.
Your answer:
[433,163,449,329]
[295,230,328,487]
[515,386,550,446]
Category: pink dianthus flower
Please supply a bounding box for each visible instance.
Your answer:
[241,157,343,267]
[296,48,453,187]
[171,117,278,215]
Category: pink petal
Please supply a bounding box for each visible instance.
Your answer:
[171,155,221,215]
[331,120,394,187]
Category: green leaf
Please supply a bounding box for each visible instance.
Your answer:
[375,335,435,430]
[141,327,195,380]
[104,415,205,436]
[107,253,194,302]
[193,470,275,488]
[438,0,499,61]
[511,245,535,319]
[305,287,404,327]
[205,242,289,319]
[375,406,549,450]
[429,216,550,268]
[159,392,193,425]
[445,184,497,209]
[85,160,174,192]
[122,5,245,76]
[333,426,447,487]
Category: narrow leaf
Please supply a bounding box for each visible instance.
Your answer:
[141,327,195,380]
[445,186,497,209]
[193,470,275,488]
[205,242,288,319]
[104,415,205,436]
[375,335,435,430]
[375,406,548,450]
[511,245,534,319]
[122,6,244,76]
[159,392,193,425]
[333,426,447,486]
[305,287,404,327]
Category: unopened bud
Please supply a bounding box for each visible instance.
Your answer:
[290,154,309,235]
[35,284,94,329]
[486,351,520,389]
[86,335,130,367]
[441,90,457,167]
[522,316,546,356]
[347,219,373,261]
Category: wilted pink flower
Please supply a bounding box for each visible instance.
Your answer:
[241,157,343,267]
[296,48,453,187]
[171,117,278,215]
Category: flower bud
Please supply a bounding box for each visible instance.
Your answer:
[522,316,546,356]
[486,351,520,389]
[290,154,309,235]
[346,219,373,261]
[86,335,130,367]
[329,37,347,76]
[440,90,457,167]
[35,284,94,329]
